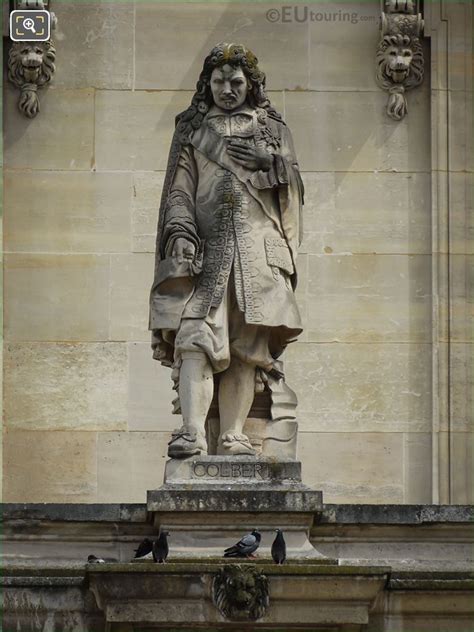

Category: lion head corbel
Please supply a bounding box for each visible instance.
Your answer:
[375,12,424,121]
[212,564,269,621]
[8,40,56,119]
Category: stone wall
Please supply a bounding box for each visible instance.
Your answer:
[3,1,472,504]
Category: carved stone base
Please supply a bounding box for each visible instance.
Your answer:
[147,456,325,559]
[163,454,303,484]
[87,560,389,629]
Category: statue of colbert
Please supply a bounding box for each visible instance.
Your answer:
[149,43,304,458]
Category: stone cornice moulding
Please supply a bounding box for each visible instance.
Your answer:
[6,0,57,118]
[376,0,425,120]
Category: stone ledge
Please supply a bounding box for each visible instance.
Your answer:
[319,504,474,524]
[147,487,323,513]
[4,563,472,581]
[1,503,472,524]
[86,561,388,575]
[0,503,148,523]
[389,578,474,591]
[2,576,85,587]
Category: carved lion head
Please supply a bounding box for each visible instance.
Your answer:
[8,41,56,118]
[8,41,56,88]
[376,33,424,91]
[212,564,269,621]
[375,34,424,120]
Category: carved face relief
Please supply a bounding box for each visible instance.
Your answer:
[212,564,269,621]
[9,40,56,87]
[8,40,56,118]
[375,33,424,120]
[210,64,248,111]
[376,34,423,92]
[385,45,414,83]
[18,44,46,82]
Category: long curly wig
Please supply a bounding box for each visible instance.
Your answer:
[175,42,283,144]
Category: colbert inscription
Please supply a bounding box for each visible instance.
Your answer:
[192,461,270,480]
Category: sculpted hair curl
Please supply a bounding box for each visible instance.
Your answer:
[175,42,284,144]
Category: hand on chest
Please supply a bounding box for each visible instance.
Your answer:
[206,110,276,173]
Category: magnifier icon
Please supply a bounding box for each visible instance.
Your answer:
[22,17,36,33]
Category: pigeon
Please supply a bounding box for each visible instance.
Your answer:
[87,554,105,564]
[224,529,261,558]
[271,529,286,564]
[133,538,154,560]
[152,531,170,564]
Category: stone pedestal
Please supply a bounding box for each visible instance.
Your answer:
[147,456,325,559]
[163,454,303,484]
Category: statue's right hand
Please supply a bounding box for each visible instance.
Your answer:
[171,237,196,264]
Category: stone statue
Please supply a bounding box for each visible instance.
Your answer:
[149,43,304,458]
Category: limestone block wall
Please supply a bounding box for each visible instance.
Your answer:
[2,1,472,504]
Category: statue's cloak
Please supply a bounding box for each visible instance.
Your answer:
[150,105,303,343]
[148,105,304,419]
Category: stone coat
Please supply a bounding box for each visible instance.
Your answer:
[150,104,304,367]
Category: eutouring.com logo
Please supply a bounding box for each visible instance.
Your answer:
[265,6,377,24]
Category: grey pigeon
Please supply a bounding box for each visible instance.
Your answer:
[224,529,261,558]
[87,554,105,564]
[152,531,170,563]
[271,529,286,564]
[134,538,153,560]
